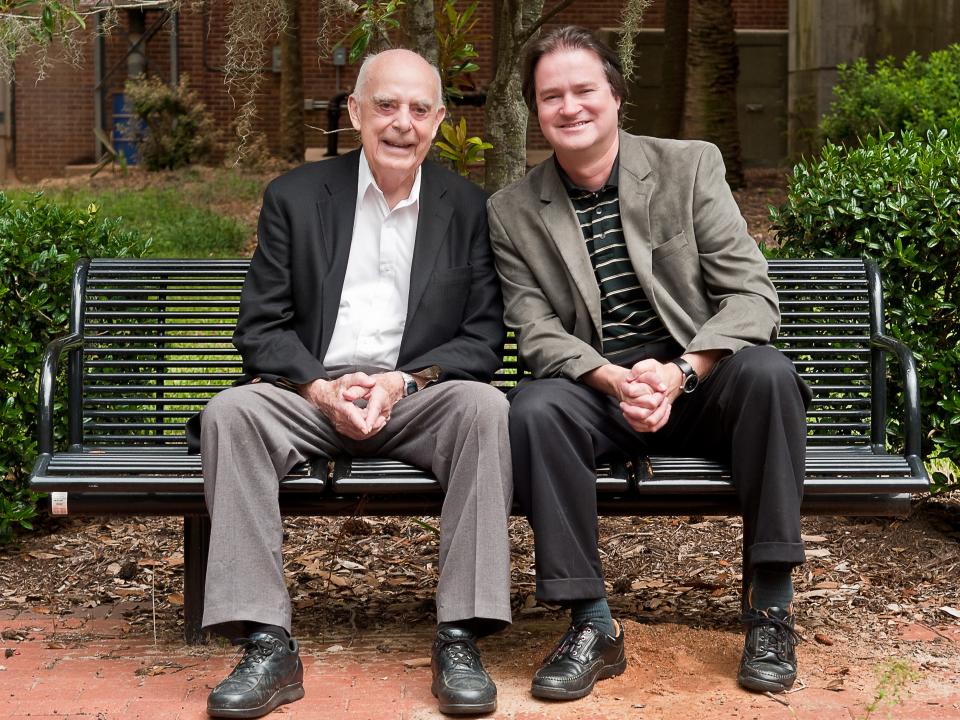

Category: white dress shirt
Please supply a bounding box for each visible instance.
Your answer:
[323,151,421,370]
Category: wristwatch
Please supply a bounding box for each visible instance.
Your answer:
[400,372,418,398]
[670,357,699,394]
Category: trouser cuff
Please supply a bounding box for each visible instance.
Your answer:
[536,577,607,603]
[748,541,806,571]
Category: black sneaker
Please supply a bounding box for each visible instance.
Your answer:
[431,626,497,715]
[531,620,626,700]
[737,606,800,693]
[207,632,304,718]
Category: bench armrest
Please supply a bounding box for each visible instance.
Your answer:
[38,332,83,455]
[870,333,922,459]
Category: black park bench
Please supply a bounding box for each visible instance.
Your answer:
[29,257,930,643]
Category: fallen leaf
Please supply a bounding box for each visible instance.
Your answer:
[814,633,835,646]
[940,606,960,619]
[805,548,832,559]
[403,657,430,668]
[801,534,828,543]
[337,559,366,571]
[166,593,184,606]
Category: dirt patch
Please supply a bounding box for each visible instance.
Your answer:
[1,498,959,717]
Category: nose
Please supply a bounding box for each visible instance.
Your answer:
[392,105,414,131]
[559,92,580,116]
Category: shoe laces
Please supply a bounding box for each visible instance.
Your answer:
[740,611,801,659]
[545,622,597,664]
[231,636,280,674]
[438,637,482,671]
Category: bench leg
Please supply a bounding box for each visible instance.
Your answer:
[183,515,211,645]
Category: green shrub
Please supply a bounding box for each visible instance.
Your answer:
[769,126,960,474]
[125,75,218,171]
[0,193,149,541]
[821,45,960,146]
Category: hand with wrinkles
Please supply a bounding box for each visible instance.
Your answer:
[299,372,405,440]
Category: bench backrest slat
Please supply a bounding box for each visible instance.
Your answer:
[75,258,877,448]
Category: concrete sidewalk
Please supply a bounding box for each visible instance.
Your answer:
[3,605,960,720]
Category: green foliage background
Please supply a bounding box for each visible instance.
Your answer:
[820,44,960,147]
[770,127,960,470]
[0,193,150,540]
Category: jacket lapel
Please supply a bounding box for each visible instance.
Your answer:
[538,161,603,336]
[316,151,360,355]
[404,163,453,330]
[617,132,656,302]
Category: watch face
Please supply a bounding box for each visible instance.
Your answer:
[683,373,699,393]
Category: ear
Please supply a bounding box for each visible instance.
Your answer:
[347,95,362,131]
[432,104,446,137]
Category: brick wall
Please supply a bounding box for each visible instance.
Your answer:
[12,1,786,179]
[14,33,96,181]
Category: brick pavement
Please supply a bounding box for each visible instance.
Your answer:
[2,607,959,719]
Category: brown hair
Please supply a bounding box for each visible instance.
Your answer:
[521,26,627,113]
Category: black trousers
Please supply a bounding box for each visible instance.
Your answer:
[507,345,812,602]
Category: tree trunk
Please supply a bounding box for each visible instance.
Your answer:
[404,0,438,68]
[656,0,688,139]
[685,0,742,188]
[484,0,544,193]
[280,0,304,164]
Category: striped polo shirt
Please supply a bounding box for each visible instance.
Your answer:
[558,157,679,366]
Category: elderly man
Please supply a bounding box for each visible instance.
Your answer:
[488,27,811,701]
[199,49,511,718]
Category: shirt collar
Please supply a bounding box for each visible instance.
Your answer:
[357,150,422,211]
[556,153,620,194]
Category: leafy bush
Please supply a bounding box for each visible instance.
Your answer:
[770,126,960,476]
[125,75,218,171]
[821,45,960,146]
[0,193,149,541]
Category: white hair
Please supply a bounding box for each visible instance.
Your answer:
[351,49,444,108]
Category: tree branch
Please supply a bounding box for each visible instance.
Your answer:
[519,0,577,48]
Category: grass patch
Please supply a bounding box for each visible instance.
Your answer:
[10,167,266,259]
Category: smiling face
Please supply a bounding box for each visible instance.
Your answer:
[534,47,621,162]
[348,49,445,197]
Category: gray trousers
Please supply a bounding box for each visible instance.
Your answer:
[200,380,513,636]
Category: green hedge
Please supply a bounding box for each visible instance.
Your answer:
[770,127,960,478]
[821,45,960,147]
[0,193,149,540]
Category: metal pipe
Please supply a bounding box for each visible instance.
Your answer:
[93,13,105,158]
[169,10,179,86]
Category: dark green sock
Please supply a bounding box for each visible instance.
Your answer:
[570,597,615,636]
[750,566,795,611]
[248,623,290,642]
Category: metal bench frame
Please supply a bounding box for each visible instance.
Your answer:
[29,257,930,642]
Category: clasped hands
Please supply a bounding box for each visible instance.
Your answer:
[588,359,684,434]
[298,371,405,440]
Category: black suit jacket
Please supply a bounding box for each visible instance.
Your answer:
[236,149,505,383]
[186,150,505,451]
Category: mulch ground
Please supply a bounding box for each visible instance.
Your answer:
[2,498,960,718]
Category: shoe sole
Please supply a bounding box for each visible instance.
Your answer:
[431,685,496,715]
[531,657,628,701]
[737,673,795,694]
[207,682,305,719]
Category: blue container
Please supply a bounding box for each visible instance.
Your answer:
[111,93,143,165]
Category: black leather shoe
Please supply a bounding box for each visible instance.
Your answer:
[207,632,304,718]
[531,620,626,700]
[431,626,497,715]
[737,606,800,693]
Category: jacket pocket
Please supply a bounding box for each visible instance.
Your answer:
[652,231,691,262]
[432,265,472,284]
